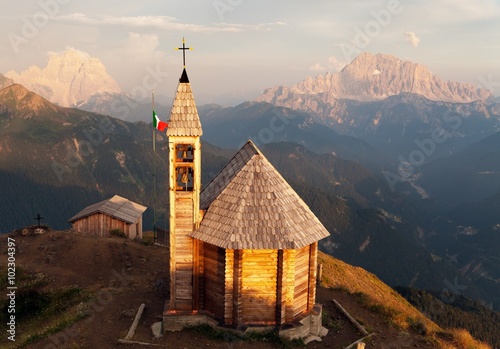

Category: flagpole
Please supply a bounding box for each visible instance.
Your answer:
[152,90,157,240]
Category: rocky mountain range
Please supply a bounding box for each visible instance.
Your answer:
[5,48,122,107]
[1,50,500,315]
[257,52,492,104]
[2,83,495,311]
[0,83,167,232]
[253,53,500,166]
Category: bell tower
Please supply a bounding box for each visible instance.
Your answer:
[167,40,203,312]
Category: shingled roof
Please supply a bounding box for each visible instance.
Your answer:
[166,68,203,137]
[68,195,147,224]
[190,141,330,249]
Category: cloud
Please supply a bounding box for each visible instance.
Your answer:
[123,33,165,62]
[328,56,347,72]
[428,0,500,22]
[309,63,326,71]
[404,32,421,48]
[310,56,348,73]
[47,47,90,59]
[55,14,286,33]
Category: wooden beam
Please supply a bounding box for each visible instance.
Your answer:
[276,250,285,324]
[224,249,234,325]
[284,249,295,323]
[124,303,145,340]
[232,250,243,326]
[192,238,199,310]
[308,242,318,310]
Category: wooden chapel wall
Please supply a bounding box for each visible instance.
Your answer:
[307,242,318,310]
[171,193,194,310]
[293,244,311,317]
[240,249,278,324]
[203,243,225,320]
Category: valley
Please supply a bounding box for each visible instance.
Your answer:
[1,50,499,348]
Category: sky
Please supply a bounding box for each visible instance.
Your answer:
[1,0,499,105]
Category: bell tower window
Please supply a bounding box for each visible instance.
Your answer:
[174,143,195,191]
[175,166,194,191]
[176,144,194,162]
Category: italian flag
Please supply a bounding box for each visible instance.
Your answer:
[153,111,168,131]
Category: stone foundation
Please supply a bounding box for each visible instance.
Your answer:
[162,301,218,331]
[163,302,328,342]
[163,312,214,332]
[279,304,328,340]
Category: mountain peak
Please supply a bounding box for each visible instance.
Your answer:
[0,73,14,90]
[0,83,59,114]
[258,52,491,104]
[5,48,122,107]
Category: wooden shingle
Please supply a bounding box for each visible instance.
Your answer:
[190,141,330,249]
[166,68,203,137]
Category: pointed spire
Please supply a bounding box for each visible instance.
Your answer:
[167,38,201,137]
[179,68,189,83]
[166,69,202,137]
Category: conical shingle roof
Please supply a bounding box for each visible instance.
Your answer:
[190,141,330,249]
[166,68,202,137]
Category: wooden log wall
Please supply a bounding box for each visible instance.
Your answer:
[285,249,296,323]
[170,194,194,311]
[276,250,285,324]
[294,244,311,317]
[135,215,142,238]
[224,249,234,325]
[308,242,318,310]
[203,243,225,320]
[224,244,318,326]
[72,213,132,238]
[196,240,204,310]
[240,250,278,324]
[232,250,243,325]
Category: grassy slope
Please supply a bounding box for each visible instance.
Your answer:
[318,251,492,349]
[318,251,440,332]
[0,232,491,349]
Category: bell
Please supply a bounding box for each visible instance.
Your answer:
[181,168,189,183]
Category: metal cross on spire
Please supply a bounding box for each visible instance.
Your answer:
[175,37,192,67]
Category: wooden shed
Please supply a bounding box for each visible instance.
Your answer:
[68,195,147,240]
[190,141,329,326]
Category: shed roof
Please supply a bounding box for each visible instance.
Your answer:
[166,68,203,137]
[190,141,330,249]
[68,195,147,224]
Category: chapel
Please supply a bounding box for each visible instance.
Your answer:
[162,42,330,339]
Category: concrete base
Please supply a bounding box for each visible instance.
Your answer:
[163,301,328,343]
[163,301,218,332]
[163,311,218,332]
[279,304,328,341]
